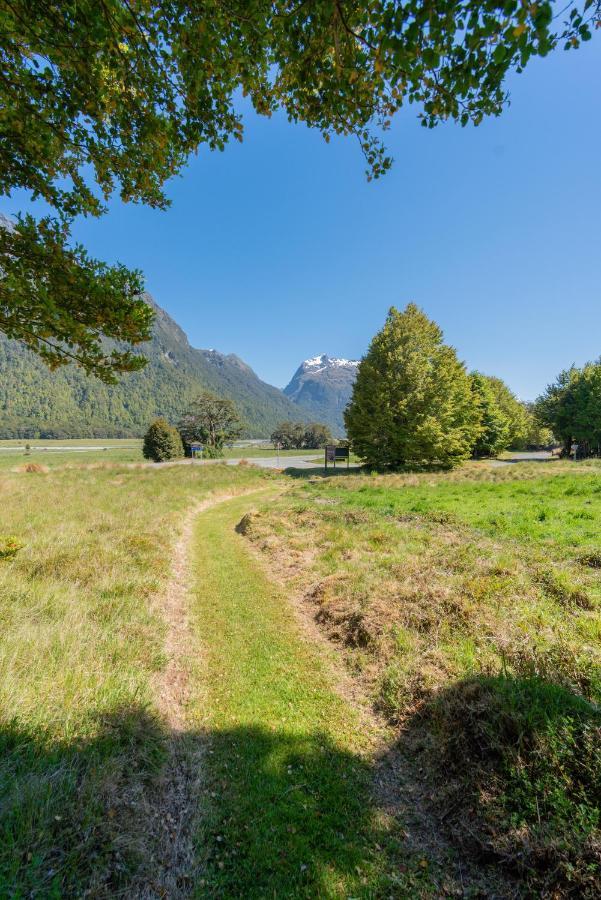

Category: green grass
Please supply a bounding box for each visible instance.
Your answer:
[241,460,601,895]
[0,461,271,896]
[188,492,435,898]
[2,455,599,896]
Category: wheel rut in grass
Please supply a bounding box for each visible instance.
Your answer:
[133,487,268,899]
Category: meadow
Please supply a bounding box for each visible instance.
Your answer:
[0,456,599,897]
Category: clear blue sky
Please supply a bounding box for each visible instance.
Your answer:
[1,40,599,400]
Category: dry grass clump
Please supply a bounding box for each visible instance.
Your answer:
[243,497,597,717]
[17,462,49,473]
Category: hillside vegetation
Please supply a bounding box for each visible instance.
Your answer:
[0,296,309,439]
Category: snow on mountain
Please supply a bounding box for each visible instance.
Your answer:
[284,355,360,435]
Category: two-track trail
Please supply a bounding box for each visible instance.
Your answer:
[138,485,444,898]
[133,487,272,898]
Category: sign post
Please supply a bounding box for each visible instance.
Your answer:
[190,443,203,459]
[325,445,349,471]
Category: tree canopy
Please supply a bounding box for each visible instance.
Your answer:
[271,420,333,449]
[536,361,601,455]
[470,371,511,457]
[345,304,479,467]
[178,392,244,451]
[1,0,599,377]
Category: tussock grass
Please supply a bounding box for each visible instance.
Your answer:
[0,462,271,895]
[241,460,601,895]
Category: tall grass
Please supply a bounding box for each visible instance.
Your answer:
[0,462,270,895]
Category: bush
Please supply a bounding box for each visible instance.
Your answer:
[200,444,224,459]
[142,418,184,462]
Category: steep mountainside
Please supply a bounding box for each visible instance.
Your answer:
[284,355,359,434]
[0,295,306,438]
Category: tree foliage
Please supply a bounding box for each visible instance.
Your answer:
[142,417,184,462]
[485,375,530,449]
[271,421,333,449]
[470,372,511,457]
[0,215,152,381]
[1,0,598,376]
[178,391,244,451]
[536,361,601,454]
[345,304,479,468]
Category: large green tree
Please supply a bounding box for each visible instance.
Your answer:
[178,391,243,451]
[1,1,598,377]
[345,304,479,467]
[470,371,511,457]
[485,375,530,449]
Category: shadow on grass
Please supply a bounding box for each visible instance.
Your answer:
[398,675,601,898]
[0,704,166,897]
[284,462,457,479]
[5,677,595,897]
[0,707,429,898]
[283,465,364,478]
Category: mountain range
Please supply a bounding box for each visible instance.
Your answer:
[0,296,358,438]
[283,355,359,433]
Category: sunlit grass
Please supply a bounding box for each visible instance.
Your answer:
[0,462,271,895]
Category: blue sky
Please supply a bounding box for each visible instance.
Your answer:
[1,39,599,399]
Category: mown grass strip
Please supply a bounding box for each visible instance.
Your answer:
[189,491,433,898]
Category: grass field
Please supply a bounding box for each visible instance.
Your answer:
[1,456,599,896]
[0,461,272,895]
[0,439,328,469]
[242,460,601,896]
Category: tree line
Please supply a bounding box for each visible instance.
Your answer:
[143,395,337,462]
[270,422,334,450]
[143,304,598,469]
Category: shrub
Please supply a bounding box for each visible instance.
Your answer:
[142,419,184,463]
[203,444,224,459]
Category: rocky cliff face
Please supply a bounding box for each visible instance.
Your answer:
[284,355,359,435]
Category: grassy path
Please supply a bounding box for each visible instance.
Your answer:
[187,490,433,898]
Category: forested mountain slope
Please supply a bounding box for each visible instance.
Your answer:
[0,296,306,438]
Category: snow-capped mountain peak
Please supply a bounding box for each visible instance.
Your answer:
[301,354,359,373]
[284,355,360,435]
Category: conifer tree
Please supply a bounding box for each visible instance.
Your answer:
[142,418,184,462]
[345,305,479,468]
[470,372,511,457]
